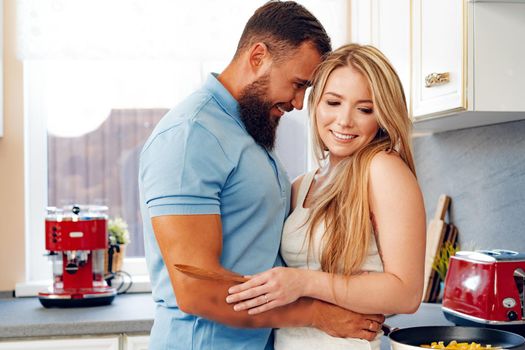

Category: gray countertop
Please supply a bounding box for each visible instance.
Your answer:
[0,293,155,339]
[1,295,522,350]
[0,294,449,342]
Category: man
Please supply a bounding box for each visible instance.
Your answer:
[139,1,384,349]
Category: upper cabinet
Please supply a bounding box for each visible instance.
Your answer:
[351,0,525,133]
[412,0,465,119]
[352,0,411,109]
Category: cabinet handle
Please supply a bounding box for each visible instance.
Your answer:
[425,72,450,88]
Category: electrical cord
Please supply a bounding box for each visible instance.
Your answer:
[104,270,133,294]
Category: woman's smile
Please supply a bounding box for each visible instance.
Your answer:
[330,130,358,142]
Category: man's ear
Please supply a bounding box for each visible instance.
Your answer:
[248,42,272,75]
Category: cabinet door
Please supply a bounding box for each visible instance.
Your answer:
[474,2,525,112]
[123,335,149,350]
[372,0,411,110]
[352,0,410,108]
[351,0,372,45]
[412,0,466,119]
[0,336,119,350]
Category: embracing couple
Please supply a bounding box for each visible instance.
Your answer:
[139,1,426,349]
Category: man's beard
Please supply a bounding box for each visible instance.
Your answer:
[238,75,280,150]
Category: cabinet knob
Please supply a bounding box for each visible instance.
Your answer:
[425,72,450,88]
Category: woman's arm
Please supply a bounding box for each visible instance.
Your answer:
[227,151,426,315]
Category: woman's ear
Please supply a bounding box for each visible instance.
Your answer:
[248,42,272,75]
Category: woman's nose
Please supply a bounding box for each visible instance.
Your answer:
[336,111,354,128]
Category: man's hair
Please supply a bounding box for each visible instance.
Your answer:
[234,1,331,61]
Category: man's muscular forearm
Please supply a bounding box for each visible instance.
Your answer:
[153,214,383,340]
[172,271,383,340]
[174,272,315,328]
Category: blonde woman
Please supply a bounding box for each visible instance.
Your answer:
[226,44,426,350]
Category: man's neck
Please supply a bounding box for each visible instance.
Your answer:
[217,59,252,101]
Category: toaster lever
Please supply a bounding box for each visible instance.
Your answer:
[514,268,525,319]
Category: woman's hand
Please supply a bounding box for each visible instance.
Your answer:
[226,267,307,315]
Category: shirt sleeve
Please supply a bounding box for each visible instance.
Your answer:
[139,120,234,217]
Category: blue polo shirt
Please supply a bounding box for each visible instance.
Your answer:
[139,73,291,350]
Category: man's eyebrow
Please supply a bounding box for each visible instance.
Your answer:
[296,79,312,87]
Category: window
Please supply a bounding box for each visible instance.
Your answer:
[20,0,349,289]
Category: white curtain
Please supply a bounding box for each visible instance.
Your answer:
[17,0,348,60]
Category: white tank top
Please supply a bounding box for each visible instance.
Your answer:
[274,170,384,350]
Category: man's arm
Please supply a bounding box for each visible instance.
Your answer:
[152,214,384,339]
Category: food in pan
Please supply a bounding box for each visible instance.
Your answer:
[420,340,501,349]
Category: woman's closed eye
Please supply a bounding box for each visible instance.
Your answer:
[326,100,341,106]
[358,107,373,114]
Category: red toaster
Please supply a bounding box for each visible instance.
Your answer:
[442,249,525,335]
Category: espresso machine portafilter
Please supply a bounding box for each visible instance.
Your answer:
[38,205,117,308]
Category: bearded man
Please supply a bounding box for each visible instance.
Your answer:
[139,2,383,349]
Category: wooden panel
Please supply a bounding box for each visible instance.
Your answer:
[47,109,165,257]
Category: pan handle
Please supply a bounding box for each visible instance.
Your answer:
[382,323,400,337]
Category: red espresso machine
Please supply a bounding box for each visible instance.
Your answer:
[442,249,525,336]
[38,205,117,308]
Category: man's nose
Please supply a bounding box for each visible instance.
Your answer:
[291,90,306,110]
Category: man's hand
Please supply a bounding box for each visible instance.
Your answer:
[311,300,385,341]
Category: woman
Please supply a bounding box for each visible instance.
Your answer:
[226,44,426,349]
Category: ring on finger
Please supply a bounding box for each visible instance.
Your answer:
[264,294,269,304]
[368,321,374,331]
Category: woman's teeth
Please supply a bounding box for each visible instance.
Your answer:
[332,130,357,140]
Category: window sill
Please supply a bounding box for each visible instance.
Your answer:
[15,274,151,297]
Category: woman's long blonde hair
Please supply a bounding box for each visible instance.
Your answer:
[306,43,416,275]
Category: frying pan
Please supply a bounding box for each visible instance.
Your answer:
[383,325,525,350]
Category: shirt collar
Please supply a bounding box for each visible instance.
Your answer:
[204,73,244,129]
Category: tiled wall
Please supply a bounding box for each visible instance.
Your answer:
[413,119,525,252]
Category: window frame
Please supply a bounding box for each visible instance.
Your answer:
[18,63,151,296]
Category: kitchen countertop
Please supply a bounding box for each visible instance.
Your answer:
[0,293,449,342]
[0,295,522,350]
[0,293,155,339]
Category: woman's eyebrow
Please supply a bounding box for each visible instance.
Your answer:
[323,91,343,98]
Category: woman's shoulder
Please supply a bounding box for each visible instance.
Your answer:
[370,150,408,172]
[369,150,419,198]
[290,169,317,211]
[291,174,306,195]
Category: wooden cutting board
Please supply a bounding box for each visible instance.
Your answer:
[428,223,458,302]
[422,194,451,302]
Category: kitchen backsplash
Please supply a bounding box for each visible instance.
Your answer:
[413,119,525,252]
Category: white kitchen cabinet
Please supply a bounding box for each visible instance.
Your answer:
[123,335,149,350]
[412,0,525,132]
[351,0,411,108]
[0,336,119,350]
[411,0,465,119]
[352,0,525,133]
